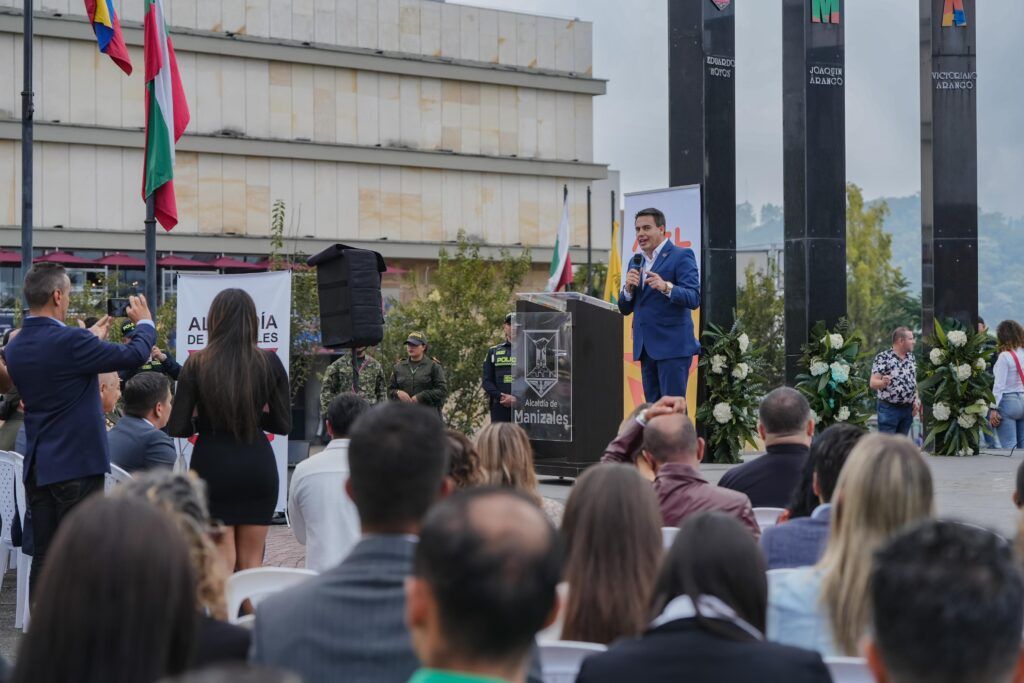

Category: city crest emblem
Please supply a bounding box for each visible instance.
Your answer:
[711,0,731,10]
[524,329,565,398]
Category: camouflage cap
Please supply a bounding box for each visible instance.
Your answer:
[405,331,427,346]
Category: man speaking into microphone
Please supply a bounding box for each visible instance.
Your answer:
[618,207,701,401]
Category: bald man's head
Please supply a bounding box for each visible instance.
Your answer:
[642,413,699,464]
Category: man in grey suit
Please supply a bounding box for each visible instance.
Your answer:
[108,371,176,473]
[250,402,454,682]
[760,424,864,569]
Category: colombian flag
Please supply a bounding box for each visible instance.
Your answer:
[84,0,133,75]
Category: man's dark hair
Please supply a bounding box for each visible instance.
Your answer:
[641,413,697,463]
[1015,461,1024,507]
[758,387,811,435]
[23,263,67,309]
[414,488,562,662]
[122,372,171,419]
[348,402,449,530]
[892,326,911,344]
[634,207,666,228]
[812,423,865,503]
[326,393,369,438]
[870,520,1023,683]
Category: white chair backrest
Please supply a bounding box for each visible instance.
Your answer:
[825,656,873,683]
[661,526,679,549]
[104,464,133,493]
[225,567,317,624]
[753,507,786,529]
[0,451,21,546]
[538,641,607,683]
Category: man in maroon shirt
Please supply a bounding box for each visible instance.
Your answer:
[602,396,759,537]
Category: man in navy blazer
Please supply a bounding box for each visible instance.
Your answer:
[619,207,701,401]
[108,371,176,474]
[4,263,155,593]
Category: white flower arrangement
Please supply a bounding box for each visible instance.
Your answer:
[829,361,850,384]
[712,402,734,425]
[809,409,819,424]
[711,354,727,375]
[731,363,750,380]
[810,360,829,377]
[947,330,968,348]
[974,358,987,372]
[957,413,977,429]
[932,402,951,421]
[930,348,946,366]
[836,406,851,422]
[738,333,750,353]
[954,364,972,381]
[821,333,844,350]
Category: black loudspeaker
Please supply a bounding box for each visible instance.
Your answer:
[307,244,386,349]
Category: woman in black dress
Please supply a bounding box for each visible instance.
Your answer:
[168,288,291,573]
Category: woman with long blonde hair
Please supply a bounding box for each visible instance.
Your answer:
[766,433,934,656]
[475,422,564,525]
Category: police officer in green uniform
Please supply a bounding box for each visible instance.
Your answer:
[319,347,387,413]
[482,313,516,423]
[390,331,447,416]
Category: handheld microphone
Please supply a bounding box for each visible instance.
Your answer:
[629,254,643,271]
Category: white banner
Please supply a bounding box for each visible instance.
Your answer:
[175,271,292,511]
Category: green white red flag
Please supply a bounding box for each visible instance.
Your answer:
[143,0,189,231]
[546,190,573,292]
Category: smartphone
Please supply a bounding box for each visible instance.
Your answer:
[107,298,130,317]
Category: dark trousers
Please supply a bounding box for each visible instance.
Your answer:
[25,465,104,597]
[876,400,914,436]
[489,403,512,423]
[640,352,693,402]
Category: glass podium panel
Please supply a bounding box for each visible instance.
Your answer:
[511,310,572,442]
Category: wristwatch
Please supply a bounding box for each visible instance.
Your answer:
[664,281,674,295]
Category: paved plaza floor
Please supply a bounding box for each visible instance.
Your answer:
[0,450,1018,663]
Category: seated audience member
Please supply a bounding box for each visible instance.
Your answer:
[866,520,1024,683]
[760,424,865,569]
[577,512,831,683]
[1013,460,1024,509]
[446,428,485,489]
[119,471,249,668]
[602,397,759,536]
[11,496,196,683]
[251,403,453,682]
[543,464,662,644]
[406,488,561,683]
[288,393,370,572]
[718,387,814,507]
[767,434,934,657]
[99,370,122,429]
[476,422,564,526]
[108,371,176,473]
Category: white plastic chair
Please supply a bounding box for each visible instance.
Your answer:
[0,452,20,581]
[825,656,873,683]
[104,464,133,493]
[538,641,607,683]
[661,526,679,549]
[3,451,30,630]
[753,507,786,530]
[224,567,317,624]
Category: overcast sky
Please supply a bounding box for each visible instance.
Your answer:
[459,0,1024,218]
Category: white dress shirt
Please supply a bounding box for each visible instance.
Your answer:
[288,438,361,573]
[993,349,1024,407]
[621,239,672,302]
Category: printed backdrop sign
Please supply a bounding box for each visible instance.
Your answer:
[621,185,703,418]
[175,271,292,511]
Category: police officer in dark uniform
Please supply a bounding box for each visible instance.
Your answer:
[482,313,516,423]
[118,320,181,386]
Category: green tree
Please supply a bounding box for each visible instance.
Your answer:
[380,232,531,434]
[572,262,607,299]
[736,257,785,388]
[846,183,920,351]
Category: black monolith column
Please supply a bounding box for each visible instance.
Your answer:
[668,0,736,336]
[921,0,977,335]
[782,0,847,383]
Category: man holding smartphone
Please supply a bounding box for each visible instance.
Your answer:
[4,263,156,595]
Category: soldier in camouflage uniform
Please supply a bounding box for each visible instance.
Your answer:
[389,331,447,416]
[319,347,387,413]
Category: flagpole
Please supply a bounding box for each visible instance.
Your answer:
[145,195,157,306]
[586,185,592,295]
[20,0,33,290]
[563,184,572,292]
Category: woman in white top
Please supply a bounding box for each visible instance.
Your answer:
[990,320,1024,449]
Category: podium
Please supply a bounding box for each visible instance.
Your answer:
[513,292,623,477]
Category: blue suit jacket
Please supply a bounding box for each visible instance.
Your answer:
[760,506,832,570]
[618,241,701,360]
[5,317,156,486]
[108,415,176,474]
